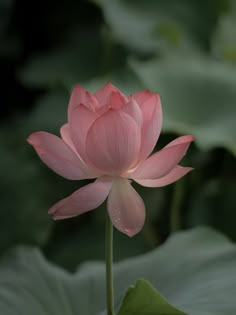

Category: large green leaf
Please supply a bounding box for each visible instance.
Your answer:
[129,57,236,155]
[96,0,227,54]
[212,13,236,62]
[0,227,236,314]
[117,279,186,315]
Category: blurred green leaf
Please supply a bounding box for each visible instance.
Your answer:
[130,57,236,155]
[24,89,69,135]
[212,13,236,62]
[0,146,52,254]
[117,279,186,315]
[97,0,227,54]
[1,228,236,314]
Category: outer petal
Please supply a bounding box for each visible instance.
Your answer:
[86,110,141,175]
[60,123,77,153]
[49,178,112,219]
[165,135,195,148]
[60,124,101,176]
[139,93,162,160]
[68,85,99,114]
[121,97,143,126]
[27,131,94,180]
[107,178,145,237]
[135,166,193,187]
[130,89,153,105]
[94,82,128,110]
[69,104,98,163]
[130,135,194,180]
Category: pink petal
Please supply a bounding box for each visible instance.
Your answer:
[49,178,112,219]
[130,135,194,180]
[86,110,141,175]
[60,124,100,176]
[94,82,128,110]
[135,166,193,187]
[139,93,162,161]
[107,178,145,237]
[60,124,77,153]
[27,132,94,180]
[68,85,99,115]
[121,97,143,126]
[165,135,195,147]
[69,104,98,164]
[130,89,153,105]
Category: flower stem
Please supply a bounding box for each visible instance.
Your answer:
[106,212,115,315]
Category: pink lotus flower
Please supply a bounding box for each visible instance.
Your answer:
[27,83,194,237]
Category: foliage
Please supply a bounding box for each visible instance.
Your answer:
[1,228,236,315]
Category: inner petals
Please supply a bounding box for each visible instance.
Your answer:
[138,93,162,161]
[130,89,153,106]
[69,104,98,164]
[60,124,77,153]
[68,85,99,114]
[86,110,141,175]
[121,97,143,127]
[94,82,128,110]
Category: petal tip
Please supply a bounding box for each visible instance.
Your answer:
[123,228,140,237]
[26,132,44,147]
[72,84,86,94]
[51,215,60,221]
[26,135,33,145]
[48,208,55,215]
[185,135,195,142]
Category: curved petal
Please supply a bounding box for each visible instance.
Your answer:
[68,85,99,115]
[60,124,77,153]
[121,97,143,126]
[60,124,100,176]
[27,131,95,180]
[130,135,194,180]
[135,166,193,187]
[107,178,145,237]
[86,110,141,175]
[165,135,195,147]
[139,93,162,160]
[69,104,98,163]
[130,89,153,105]
[94,82,128,110]
[49,178,112,219]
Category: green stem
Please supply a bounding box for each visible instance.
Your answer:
[106,212,115,315]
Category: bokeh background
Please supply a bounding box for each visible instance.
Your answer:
[0,0,235,271]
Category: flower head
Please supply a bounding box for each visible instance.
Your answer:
[27,83,194,237]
